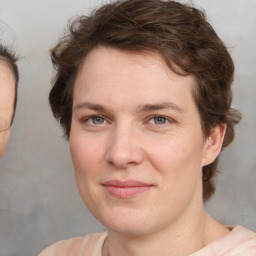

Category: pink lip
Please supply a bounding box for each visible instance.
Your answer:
[102,180,153,198]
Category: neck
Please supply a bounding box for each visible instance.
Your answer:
[103,208,229,256]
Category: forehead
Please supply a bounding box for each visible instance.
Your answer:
[78,47,187,80]
[0,60,15,89]
[74,47,197,108]
[0,61,15,127]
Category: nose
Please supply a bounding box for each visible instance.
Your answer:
[106,124,144,169]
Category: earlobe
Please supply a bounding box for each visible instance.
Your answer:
[202,124,227,167]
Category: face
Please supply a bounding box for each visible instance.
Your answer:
[0,61,15,158]
[70,47,220,236]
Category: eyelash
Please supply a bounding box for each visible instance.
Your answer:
[147,115,172,126]
[81,114,174,127]
[81,115,110,125]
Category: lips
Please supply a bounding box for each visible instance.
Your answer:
[102,180,153,198]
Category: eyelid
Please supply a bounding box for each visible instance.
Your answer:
[81,114,110,125]
[79,114,175,126]
[147,115,175,125]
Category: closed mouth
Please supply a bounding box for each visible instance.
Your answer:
[102,179,153,198]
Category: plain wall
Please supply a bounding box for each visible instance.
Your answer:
[0,0,255,255]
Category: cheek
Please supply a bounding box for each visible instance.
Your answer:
[148,134,204,182]
[148,136,204,209]
[0,130,10,158]
[69,132,105,177]
[69,131,105,204]
[149,137,198,165]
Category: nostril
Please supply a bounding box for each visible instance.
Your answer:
[106,127,144,168]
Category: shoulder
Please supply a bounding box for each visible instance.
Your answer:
[192,226,256,256]
[226,226,256,252]
[39,232,107,256]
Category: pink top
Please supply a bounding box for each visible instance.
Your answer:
[190,226,256,255]
[39,226,256,256]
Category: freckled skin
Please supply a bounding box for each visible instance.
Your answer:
[69,47,228,255]
[0,62,15,158]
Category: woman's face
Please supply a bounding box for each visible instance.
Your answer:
[69,47,219,236]
[0,61,15,158]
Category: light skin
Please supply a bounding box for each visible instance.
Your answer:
[70,46,229,256]
[0,61,15,158]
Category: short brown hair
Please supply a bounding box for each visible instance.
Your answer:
[49,0,241,201]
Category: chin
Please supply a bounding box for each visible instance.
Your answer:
[106,221,152,237]
[96,206,155,236]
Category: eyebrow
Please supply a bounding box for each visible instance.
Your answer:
[73,102,107,112]
[136,102,184,113]
[73,102,184,113]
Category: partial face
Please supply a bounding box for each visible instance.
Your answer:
[0,61,15,158]
[70,47,214,236]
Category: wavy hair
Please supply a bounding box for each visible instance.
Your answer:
[49,0,241,201]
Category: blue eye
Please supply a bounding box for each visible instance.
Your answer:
[80,115,110,129]
[90,116,105,124]
[150,116,168,125]
[82,115,106,125]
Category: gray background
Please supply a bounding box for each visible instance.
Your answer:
[0,0,255,255]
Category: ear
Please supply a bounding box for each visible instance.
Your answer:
[201,123,226,167]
